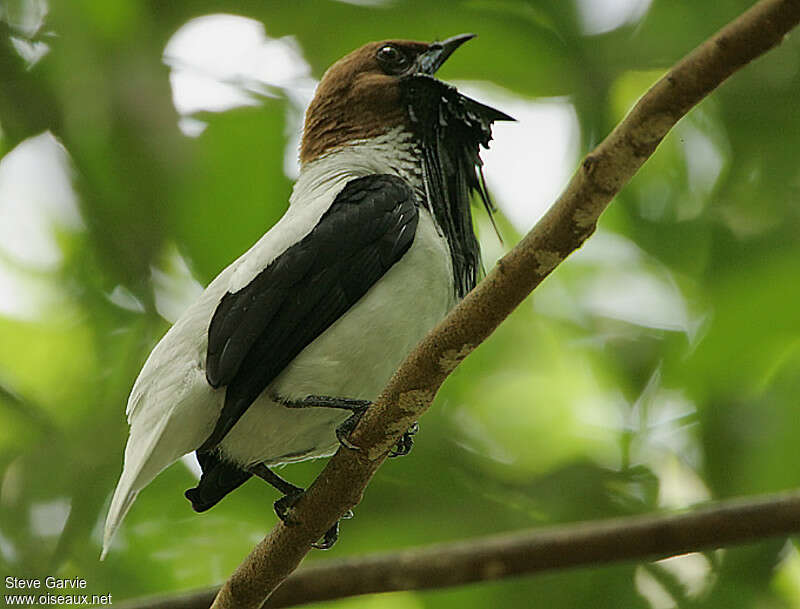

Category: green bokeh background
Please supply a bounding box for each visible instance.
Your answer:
[1,1,799,607]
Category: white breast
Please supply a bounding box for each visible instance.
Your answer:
[218,126,453,465]
[218,207,454,466]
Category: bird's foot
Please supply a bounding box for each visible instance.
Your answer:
[275,394,372,451]
[389,421,419,458]
[277,394,371,414]
[312,508,354,550]
[273,490,353,550]
[273,488,306,526]
[250,463,303,495]
[250,462,307,528]
[315,396,370,450]
[335,408,368,450]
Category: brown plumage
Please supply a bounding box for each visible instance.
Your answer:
[300,40,429,164]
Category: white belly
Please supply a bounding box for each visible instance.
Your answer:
[218,209,454,466]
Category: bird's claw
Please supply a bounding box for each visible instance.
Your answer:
[312,521,340,550]
[312,508,354,549]
[389,421,419,458]
[274,490,352,549]
[274,489,305,526]
[335,410,366,451]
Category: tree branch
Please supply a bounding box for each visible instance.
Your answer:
[209,1,800,607]
[117,489,800,609]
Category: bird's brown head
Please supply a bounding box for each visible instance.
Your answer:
[299,34,475,164]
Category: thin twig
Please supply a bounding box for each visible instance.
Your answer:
[117,490,800,609]
[210,1,800,607]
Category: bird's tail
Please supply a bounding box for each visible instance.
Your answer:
[101,477,139,560]
[101,415,174,559]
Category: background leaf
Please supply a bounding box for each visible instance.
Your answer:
[1,1,798,607]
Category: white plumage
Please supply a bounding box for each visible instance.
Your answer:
[102,129,454,558]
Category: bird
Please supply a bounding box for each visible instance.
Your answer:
[102,33,512,558]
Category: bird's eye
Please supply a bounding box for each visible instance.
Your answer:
[376,45,409,75]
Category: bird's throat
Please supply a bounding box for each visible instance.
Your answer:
[400,74,510,299]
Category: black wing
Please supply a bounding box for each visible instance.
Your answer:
[200,173,419,451]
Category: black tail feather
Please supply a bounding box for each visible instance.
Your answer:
[185,450,252,512]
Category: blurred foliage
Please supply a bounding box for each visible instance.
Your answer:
[1,0,799,607]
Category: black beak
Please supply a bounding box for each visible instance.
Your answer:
[417,33,476,75]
